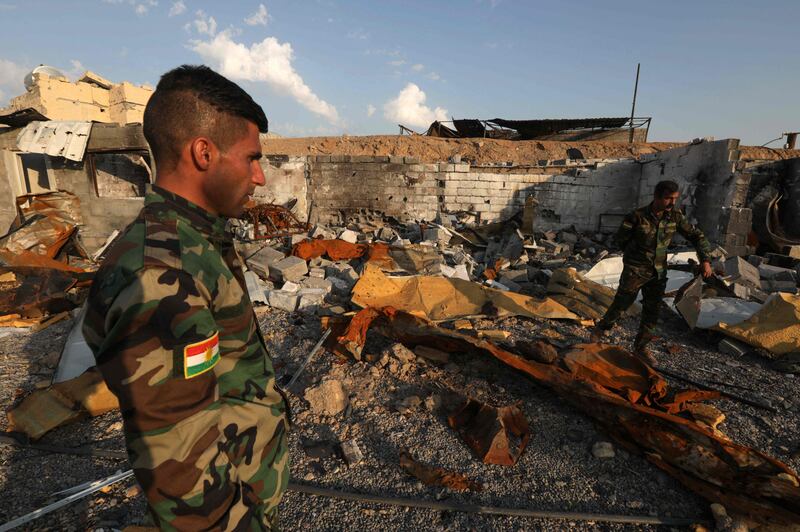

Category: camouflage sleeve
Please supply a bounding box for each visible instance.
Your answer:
[676,211,712,263]
[614,211,638,249]
[98,267,237,529]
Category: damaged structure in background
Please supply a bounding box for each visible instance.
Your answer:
[421,116,652,143]
[0,66,152,126]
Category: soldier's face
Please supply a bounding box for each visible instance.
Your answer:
[205,121,266,218]
[654,191,679,212]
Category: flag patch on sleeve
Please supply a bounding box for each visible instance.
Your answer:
[184,332,220,378]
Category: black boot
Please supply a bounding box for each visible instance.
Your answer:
[633,331,657,365]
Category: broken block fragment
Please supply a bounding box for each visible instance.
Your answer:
[269,256,309,283]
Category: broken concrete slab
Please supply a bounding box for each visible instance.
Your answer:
[761,279,799,294]
[759,264,798,283]
[724,256,761,288]
[297,288,326,311]
[300,277,333,294]
[269,255,309,283]
[246,246,286,279]
[338,229,359,243]
[267,289,299,312]
[244,270,269,305]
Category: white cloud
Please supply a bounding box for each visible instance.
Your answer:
[191,30,340,124]
[244,3,269,26]
[66,59,86,81]
[388,59,406,67]
[427,71,441,81]
[168,0,185,16]
[346,29,369,40]
[411,63,424,72]
[192,9,217,36]
[102,0,157,15]
[367,104,375,117]
[383,83,447,128]
[0,58,29,105]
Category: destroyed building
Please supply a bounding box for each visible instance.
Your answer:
[1,97,800,529]
[2,116,799,259]
[0,66,152,126]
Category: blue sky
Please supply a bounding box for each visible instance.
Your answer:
[1,0,798,145]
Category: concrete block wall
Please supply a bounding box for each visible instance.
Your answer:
[637,139,742,243]
[307,155,641,232]
[308,156,443,223]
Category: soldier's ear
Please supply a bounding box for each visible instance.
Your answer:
[190,137,213,171]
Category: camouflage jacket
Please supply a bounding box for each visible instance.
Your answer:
[616,202,712,279]
[83,185,289,531]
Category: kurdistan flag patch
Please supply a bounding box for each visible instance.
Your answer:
[184,332,220,378]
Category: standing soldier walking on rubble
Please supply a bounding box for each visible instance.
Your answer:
[590,180,713,363]
[82,65,289,530]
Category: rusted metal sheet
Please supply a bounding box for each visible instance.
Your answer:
[0,267,79,317]
[399,450,482,491]
[448,398,530,466]
[16,121,92,162]
[293,239,369,261]
[336,307,800,525]
[243,203,309,239]
[0,191,82,259]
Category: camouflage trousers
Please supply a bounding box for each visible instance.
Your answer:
[597,266,667,344]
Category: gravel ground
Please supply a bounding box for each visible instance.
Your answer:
[1,302,798,531]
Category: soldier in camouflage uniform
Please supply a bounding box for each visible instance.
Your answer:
[591,180,713,363]
[83,66,289,530]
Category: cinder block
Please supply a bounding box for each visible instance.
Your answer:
[300,277,332,294]
[269,256,309,283]
[267,289,299,312]
[246,246,286,279]
[758,264,797,282]
[297,288,326,311]
[724,256,760,288]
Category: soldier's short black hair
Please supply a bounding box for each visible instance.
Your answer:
[654,180,680,198]
[143,65,268,171]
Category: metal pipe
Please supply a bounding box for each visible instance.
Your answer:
[628,63,640,143]
[288,481,709,527]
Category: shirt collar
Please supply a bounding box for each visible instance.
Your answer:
[145,184,228,238]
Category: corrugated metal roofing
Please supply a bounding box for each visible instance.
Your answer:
[16,121,93,161]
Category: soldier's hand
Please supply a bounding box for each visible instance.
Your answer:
[701,261,713,279]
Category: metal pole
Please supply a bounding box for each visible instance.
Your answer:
[628,63,640,143]
[288,481,710,527]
